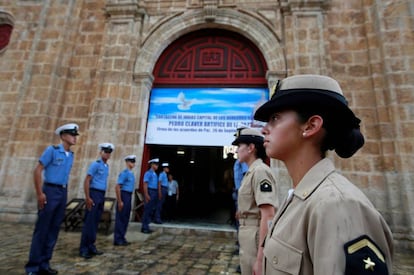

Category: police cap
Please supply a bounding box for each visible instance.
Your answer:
[148,158,159,164]
[55,123,79,136]
[124,154,136,162]
[232,127,264,146]
[99,143,115,153]
[254,74,361,130]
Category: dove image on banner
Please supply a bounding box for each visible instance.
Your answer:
[145,87,269,146]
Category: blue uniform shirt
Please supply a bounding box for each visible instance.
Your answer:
[87,159,109,191]
[234,160,248,190]
[159,171,169,188]
[39,144,74,185]
[143,169,158,189]
[117,169,135,193]
[168,180,179,196]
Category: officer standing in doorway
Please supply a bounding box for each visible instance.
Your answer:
[79,142,114,259]
[25,123,79,275]
[165,173,179,221]
[141,158,159,233]
[155,162,169,224]
[113,154,136,246]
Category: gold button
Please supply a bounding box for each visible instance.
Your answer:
[303,191,308,197]
[273,256,278,264]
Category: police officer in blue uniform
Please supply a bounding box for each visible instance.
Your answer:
[79,142,114,259]
[113,154,136,246]
[155,162,169,224]
[25,123,79,275]
[141,158,159,234]
[233,158,248,224]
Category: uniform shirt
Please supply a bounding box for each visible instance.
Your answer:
[39,143,74,185]
[159,171,169,188]
[117,169,135,193]
[263,158,393,275]
[87,159,109,191]
[144,169,158,189]
[237,158,278,218]
[234,160,248,191]
[168,179,179,196]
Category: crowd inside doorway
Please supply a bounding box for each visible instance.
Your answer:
[139,145,236,225]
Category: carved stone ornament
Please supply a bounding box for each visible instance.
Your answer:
[104,0,145,21]
[280,0,331,12]
[203,0,218,22]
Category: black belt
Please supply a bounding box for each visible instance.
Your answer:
[44,182,67,188]
[148,188,158,191]
[239,213,261,219]
[90,188,105,194]
[121,190,133,194]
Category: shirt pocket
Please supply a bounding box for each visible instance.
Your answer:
[52,157,65,166]
[97,168,105,175]
[264,236,302,275]
[238,185,253,211]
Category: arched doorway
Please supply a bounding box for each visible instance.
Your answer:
[140,29,268,225]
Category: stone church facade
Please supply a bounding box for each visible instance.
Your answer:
[0,0,413,250]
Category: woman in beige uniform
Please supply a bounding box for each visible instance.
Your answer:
[254,75,393,275]
[232,127,278,275]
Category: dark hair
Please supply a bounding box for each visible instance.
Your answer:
[252,141,267,161]
[296,108,364,158]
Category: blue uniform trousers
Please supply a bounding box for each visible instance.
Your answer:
[155,186,168,222]
[141,188,158,231]
[114,191,132,244]
[79,189,105,254]
[25,184,67,273]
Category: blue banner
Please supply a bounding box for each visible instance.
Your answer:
[145,87,269,146]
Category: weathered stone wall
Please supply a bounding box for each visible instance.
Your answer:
[0,0,413,248]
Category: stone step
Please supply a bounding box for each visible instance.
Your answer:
[150,222,237,237]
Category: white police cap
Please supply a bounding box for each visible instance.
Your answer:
[232,127,264,145]
[98,143,115,151]
[55,123,79,136]
[148,158,159,164]
[162,163,169,167]
[124,154,136,161]
[234,123,249,137]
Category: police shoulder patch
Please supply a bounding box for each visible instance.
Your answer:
[344,235,389,275]
[260,180,272,192]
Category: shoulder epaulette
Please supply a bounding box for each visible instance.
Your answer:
[344,235,388,275]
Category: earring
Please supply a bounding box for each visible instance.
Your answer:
[302,132,307,137]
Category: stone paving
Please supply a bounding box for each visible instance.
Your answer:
[1,222,239,275]
[0,221,413,275]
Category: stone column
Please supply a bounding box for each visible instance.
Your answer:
[78,0,146,198]
[281,0,331,75]
[362,0,414,246]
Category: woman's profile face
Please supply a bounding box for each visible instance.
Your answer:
[262,110,303,161]
[236,143,249,163]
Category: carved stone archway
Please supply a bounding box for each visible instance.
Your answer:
[133,8,286,80]
[153,29,268,87]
